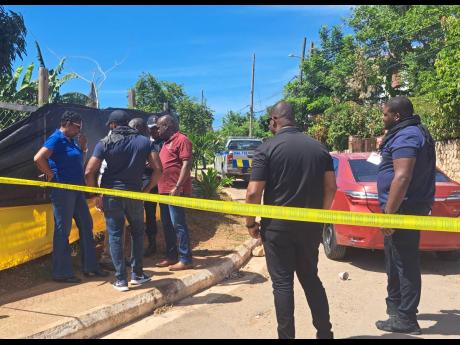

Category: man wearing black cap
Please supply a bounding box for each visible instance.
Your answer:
[85,110,162,292]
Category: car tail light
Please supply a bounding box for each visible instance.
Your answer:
[227,151,233,163]
[345,190,379,205]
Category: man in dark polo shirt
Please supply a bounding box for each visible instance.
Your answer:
[375,96,435,335]
[85,110,162,292]
[155,114,194,271]
[245,101,337,339]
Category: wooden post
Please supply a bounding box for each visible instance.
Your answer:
[38,67,49,107]
[128,89,136,109]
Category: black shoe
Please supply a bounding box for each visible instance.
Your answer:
[316,331,334,339]
[376,317,422,335]
[83,269,110,278]
[53,276,82,283]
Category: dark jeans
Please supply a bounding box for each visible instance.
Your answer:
[384,203,431,322]
[159,203,192,264]
[103,196,145,281]
[142,181,158,241]
[262,226,333,339]
[50,189,99,279]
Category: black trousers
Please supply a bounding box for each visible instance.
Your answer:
[262,226,332,339]
[142,180,158,241]
[384,203,431,322]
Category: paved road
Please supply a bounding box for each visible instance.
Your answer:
[103,183,460,339]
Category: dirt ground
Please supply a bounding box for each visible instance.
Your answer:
[0,191,250,297]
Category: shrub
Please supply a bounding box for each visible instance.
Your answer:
[194,168,234,199]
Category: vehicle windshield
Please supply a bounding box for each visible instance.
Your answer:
[227,140,262,150]
[348,159,450,183]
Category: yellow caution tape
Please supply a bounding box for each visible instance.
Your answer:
[0,176,459,233]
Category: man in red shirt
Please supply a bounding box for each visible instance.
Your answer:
[155,114,194,271]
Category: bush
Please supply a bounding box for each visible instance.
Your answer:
[308,102,384,151]
[194,168,234,199]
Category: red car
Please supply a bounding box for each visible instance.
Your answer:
[323,152,460,260]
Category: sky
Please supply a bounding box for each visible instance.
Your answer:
[6,5,354,128]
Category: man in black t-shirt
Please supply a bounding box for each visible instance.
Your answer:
[245,101,337,339]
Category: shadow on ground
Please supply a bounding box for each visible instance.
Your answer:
[418,309,460,336]
[334,246,460,275]
[348,333,422,339]
[347,311,460,339]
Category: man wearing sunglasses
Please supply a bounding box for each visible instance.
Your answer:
[34,110,107,283]
[245,101,337,339]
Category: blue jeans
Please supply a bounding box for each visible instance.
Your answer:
[50,189,99,279]
[159,203,192,264]
[103,196,145,281]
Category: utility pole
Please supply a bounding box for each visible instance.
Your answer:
[249,53,255,138]
[201,89,204,107]
[300,37,307,85]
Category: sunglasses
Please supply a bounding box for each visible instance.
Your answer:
[265,117,276,126]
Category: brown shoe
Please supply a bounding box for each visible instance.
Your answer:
[155,258,178,268]
[168,261,194,271]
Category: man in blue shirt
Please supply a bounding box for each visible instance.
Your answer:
[375,96,436,335]
[34,111,107,283]
[85,110,162,292]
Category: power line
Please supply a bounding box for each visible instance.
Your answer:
[384,37,460,72]
[236,104,249,113]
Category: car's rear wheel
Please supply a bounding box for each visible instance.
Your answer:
[435,250,460,261]
[322,223,347,260]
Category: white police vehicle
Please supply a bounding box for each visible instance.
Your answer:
[214,137,263,182]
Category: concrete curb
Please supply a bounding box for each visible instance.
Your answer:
[25,237,261,339]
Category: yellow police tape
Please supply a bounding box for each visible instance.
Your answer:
[1,176,459,233]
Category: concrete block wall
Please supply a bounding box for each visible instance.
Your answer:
[435,139,460,183]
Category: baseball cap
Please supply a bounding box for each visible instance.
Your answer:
[147,115,159,129]
[106,110,130,126]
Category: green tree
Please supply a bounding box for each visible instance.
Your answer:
[0,6,27,75]
[175,98,213,135]
[216,110,269,142]
[418,16,460,140]
[133,72,186,113]
[348,5,460,96]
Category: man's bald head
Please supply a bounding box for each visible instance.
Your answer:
[268,101,296,134]
[157,114,179,140]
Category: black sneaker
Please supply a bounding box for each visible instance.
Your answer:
[376,317,422,335]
